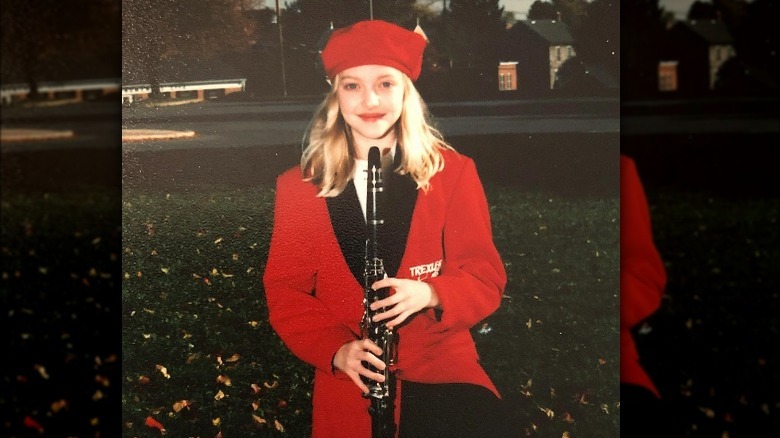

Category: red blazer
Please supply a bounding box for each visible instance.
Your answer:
[620,155,667,398]
[263,149,506,437]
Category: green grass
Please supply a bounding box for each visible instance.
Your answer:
[1,186,121,436]
[120,183,619,437]
[637,189,780,436]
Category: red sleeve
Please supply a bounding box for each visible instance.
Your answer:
[262,171,357,375]
[426,157,507,331]
[620,155,667,329]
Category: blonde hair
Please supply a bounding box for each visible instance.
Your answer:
[301,73,452,197]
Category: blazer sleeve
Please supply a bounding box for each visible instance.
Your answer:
[426,157,507,331]
[620,155,667,329]
[263,172,357,374]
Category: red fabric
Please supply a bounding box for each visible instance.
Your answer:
[321,20,427,81]
[620,155,667,398]
[263,149,506,437]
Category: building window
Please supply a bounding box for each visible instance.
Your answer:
[498,62,517,91]
[658,61,678,92]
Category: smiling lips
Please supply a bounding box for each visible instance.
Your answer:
[359,113,385,122]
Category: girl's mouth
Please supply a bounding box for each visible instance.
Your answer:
[359,113,384,122]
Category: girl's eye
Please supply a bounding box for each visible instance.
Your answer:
[380,81,393,88]
[343,83,358,91]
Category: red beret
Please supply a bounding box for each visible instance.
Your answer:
[321,20,427,82]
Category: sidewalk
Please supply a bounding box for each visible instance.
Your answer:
[1,128,197,143]
[0,128,74,142]
[121,129,196,142]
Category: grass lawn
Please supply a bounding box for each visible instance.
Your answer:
[118,182,620,437]
[8,166,776,437]
[1,186,122,437]
[637,188,780,436]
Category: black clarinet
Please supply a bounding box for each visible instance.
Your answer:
[362,146,397,438]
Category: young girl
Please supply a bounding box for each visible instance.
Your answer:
[263,20,509,437]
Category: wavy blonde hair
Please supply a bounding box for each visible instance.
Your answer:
[301,73,452,197]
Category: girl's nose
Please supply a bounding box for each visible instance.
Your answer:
[365,89,379,107]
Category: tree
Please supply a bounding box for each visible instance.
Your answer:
[443,0,506,69]
[122,0,251,92]
[578,0,620,79]
[551,0,588,33]
[1,0,121,97]
[687,1,718,20]
[527,1,557,20]
[621,0,667,98]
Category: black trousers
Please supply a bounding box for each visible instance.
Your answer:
[399,381,512,438]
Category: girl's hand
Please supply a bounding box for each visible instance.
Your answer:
[369,278,439,328]
[332,339,386,394]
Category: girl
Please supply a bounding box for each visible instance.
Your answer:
[263,20,509,437]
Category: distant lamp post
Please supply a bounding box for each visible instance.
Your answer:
[275,0,288,97]
[316,22,335,83]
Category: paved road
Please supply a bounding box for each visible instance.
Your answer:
[118,98,621,152]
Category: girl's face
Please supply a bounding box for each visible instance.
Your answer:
[336,64,405,159]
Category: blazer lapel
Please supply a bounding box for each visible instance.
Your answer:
[326,182,366,287]
[380,151,418,278]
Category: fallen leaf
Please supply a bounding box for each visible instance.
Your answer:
[156,365,171,379]
[95,374,110,387]
[598,358,607,366]
[539,407,554,419]
[601,403,609,414]
[172,400,192,413]
[561,412,574,423]
[24,416,44,433]
[212,417,221,426]
[145,416,166,434]
[274,419,285,432]
[252,401,261,411]
[264,380,279,389]
[51,399,68,413]
[34,364,49,380]
[214,390,226,401]
[216,375,232,386]
[138,375,150,384]
[251,414,266,425]
[224,353,240,363]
